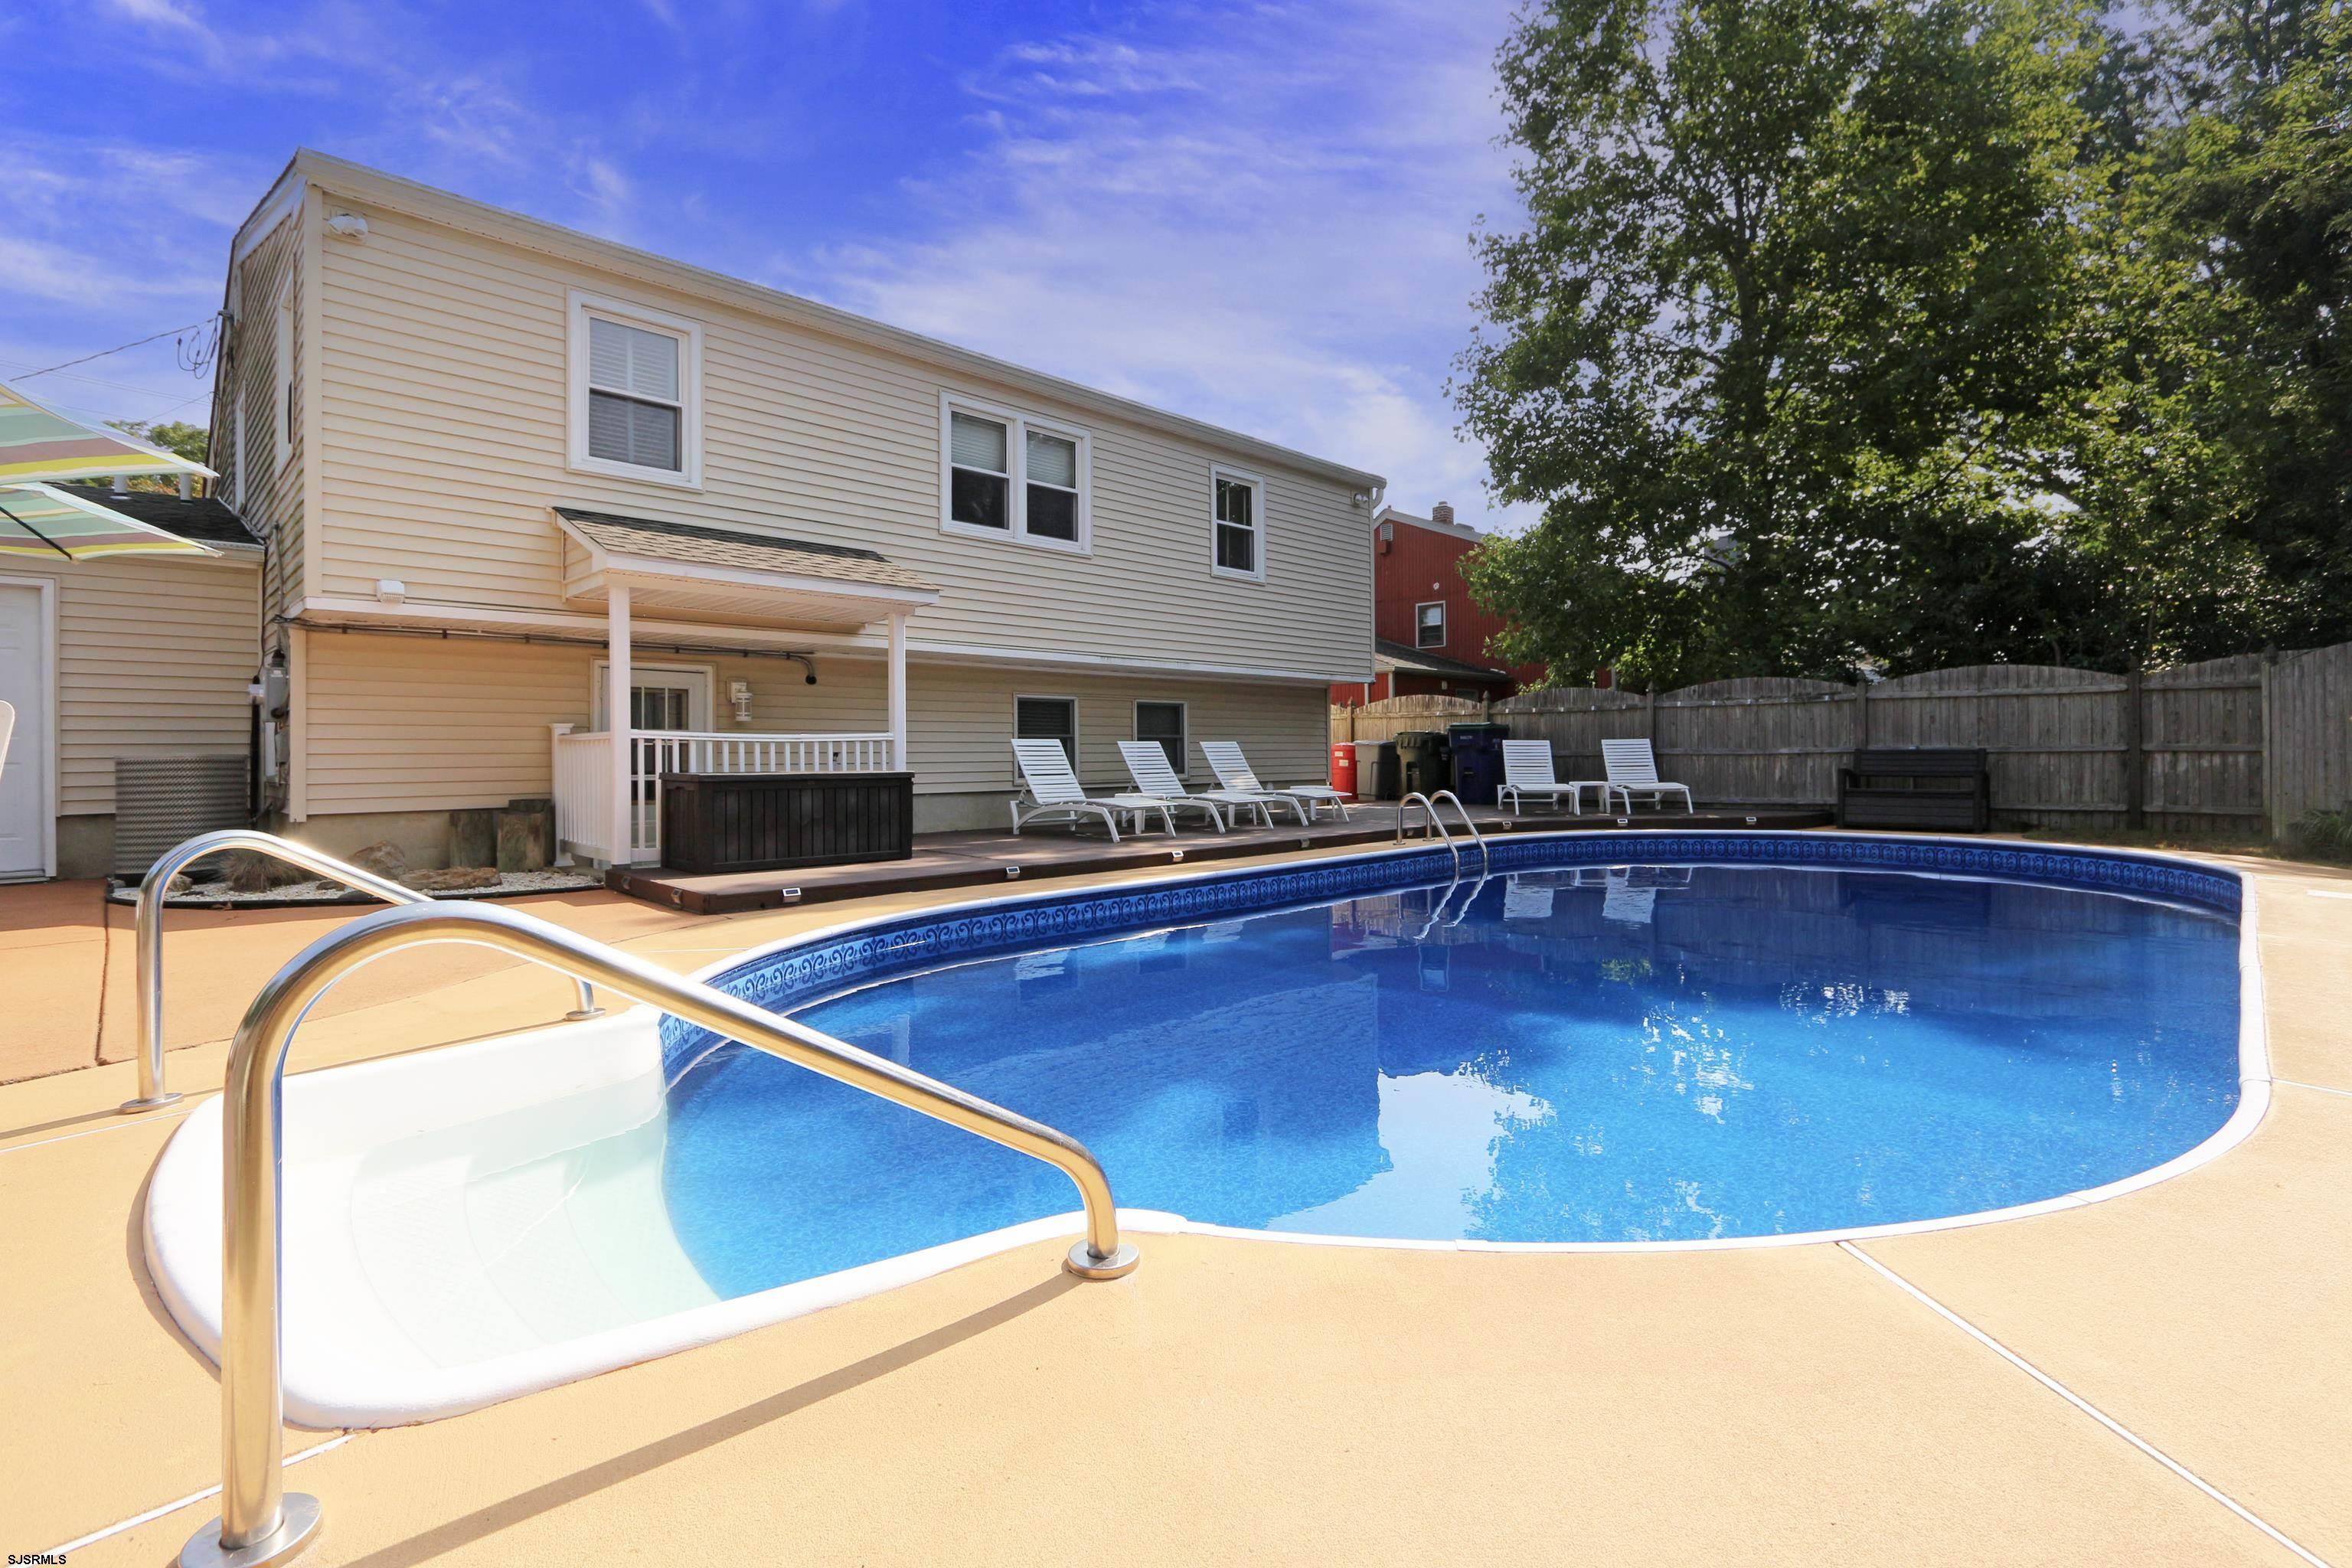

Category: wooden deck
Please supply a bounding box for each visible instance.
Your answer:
[606,803,1834,913]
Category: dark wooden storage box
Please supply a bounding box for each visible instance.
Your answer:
[1836,748,1991,831]
[658,771,913,875]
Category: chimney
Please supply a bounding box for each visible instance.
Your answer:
[1431,501,1455,527]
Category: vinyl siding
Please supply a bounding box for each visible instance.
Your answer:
[309,198,1372,680]
[297,631,1328,815]
[10,556,261,815]
[219,212,304,623]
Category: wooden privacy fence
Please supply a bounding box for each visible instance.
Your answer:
[1332,645,2352,837]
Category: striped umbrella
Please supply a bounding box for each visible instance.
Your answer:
[0,376,214,485]
[0,482,219,560]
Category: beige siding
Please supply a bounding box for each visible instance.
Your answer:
[220,214,305,622]
[9,557,261,815]
[297,631,1329,817]
[311,201,1372,681]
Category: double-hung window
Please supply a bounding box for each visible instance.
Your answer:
[1015,695,1079,769]
[568,291,703,487]
[942,397,1089,551]
[1211,467,1265,580]
[1415,600,1447,648]
[1135,701,1187,776]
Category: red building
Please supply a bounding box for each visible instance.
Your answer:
[1331,503,1545,705]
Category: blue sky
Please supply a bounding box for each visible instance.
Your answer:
[0,0,1531,531]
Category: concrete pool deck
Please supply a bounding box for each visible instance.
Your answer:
[3,836,2347,1565]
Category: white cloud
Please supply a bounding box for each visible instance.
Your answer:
[795,0,1536,534]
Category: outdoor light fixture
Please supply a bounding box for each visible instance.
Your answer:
[729,679,753,724]
[325,212,370,242]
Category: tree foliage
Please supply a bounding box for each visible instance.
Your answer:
[104,420,210,494]
[1456,0,2352,686]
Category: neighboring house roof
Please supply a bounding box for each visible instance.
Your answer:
[1375,505,1481,545]
[1372,637,1514,684]
[551,506,940,595]
[264,152,1386,492]
[55,484,260,548]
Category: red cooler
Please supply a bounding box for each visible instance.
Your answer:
[1328,742,1358,800]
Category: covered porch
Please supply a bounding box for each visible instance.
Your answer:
[543,508,939,867]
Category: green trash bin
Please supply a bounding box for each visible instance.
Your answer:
[1394,730,1452,798]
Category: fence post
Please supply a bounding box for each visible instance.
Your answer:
[2123,667,2145,830]
[2260,652,2278,841]
[1854,681,1870,751]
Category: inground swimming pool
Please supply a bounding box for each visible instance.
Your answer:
[143,832,2268,1426]
[668,839,2249,1286]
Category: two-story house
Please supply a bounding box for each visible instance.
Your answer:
[1329,503,1540,707]
[175,152,1381,871]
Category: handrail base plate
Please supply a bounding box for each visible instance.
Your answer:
[180,1494,321,1568]
[1064,1240,1140,1280]
[119,1091,185,1115]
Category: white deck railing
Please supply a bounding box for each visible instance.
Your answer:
[551,725,897,864]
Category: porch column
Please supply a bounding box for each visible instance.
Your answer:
[887,611,909,773]
[608,584,632,865]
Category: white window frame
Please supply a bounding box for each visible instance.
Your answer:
[1209,464,1267,583]
[939,393,1091,555]
[1414,599,1448,649]
[273,301,294,472]
[1013,693,1081,779]
[568,289,704,490]
[589,660,715,731]
[1133,699,1188,779]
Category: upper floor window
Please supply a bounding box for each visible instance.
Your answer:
[1415,600,1447,648]
[942,396,1089,552]
[1211,467,1265,580]
[568,290,702,488]
[273,302,294,471]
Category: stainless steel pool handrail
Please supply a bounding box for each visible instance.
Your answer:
[1394,792,1463,878]
[1427,790,1492,877]
[178,897,1138,1568]
[126,829,603,1114]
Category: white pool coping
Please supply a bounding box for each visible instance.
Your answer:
[142,831,2271,1427]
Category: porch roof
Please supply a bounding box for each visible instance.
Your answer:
[1372,637,1513,684]
[552,505,940,631]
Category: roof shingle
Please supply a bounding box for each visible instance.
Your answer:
[55,485,259,547]
[554,506,937,595]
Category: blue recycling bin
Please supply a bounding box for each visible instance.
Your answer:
[1446,722,1511,806]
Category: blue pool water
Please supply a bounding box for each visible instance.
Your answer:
[661,860,2241,1295]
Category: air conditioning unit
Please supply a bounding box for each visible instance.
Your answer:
[113,756,250,878]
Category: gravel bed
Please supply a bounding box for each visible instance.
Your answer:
[107,867,605,907]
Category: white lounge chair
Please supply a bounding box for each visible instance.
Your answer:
[1601,738,1694,814]
[1498,740,1613,816]
[1010,739,1178,841]
[1118,740,1303,829]
[1199,740,1349,822]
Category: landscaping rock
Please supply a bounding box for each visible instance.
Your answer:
[449,808,497,869]
[347,840,410,879]
[400,866,502,893]
[224,851,307,893]
[497,800,552,873]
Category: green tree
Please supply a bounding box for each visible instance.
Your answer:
[2139,0,2352,652]
[104,420,210,494]
[1455,0,2144,686]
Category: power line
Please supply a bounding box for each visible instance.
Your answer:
[16,319,215,381]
